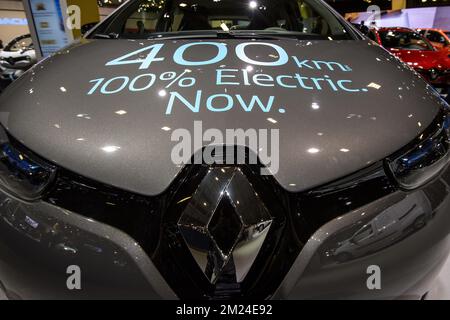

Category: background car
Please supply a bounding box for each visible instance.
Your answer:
[1,0,450,300]
[418,28,450,53]
[0,34,37,87]
[368,27,450,101]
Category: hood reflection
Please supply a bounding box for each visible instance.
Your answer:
[321,191,434,264]
[0,197,129,269]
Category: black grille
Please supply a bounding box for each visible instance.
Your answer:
[29,146,397,299]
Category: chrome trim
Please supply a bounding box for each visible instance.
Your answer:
[178,167,273,284]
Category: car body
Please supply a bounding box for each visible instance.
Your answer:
[368,27,450,93]
[0,0,450,300]
[332,191,433,263]
[0,34,37,82]
[417,28,450,53]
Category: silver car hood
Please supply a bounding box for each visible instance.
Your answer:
[0,39,443,196]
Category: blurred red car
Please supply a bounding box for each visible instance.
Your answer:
[417,28,450,53]
[368,27,450,94]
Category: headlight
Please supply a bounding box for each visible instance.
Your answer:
[0,126,56,200]
[387,110,450,190]
[429,68,438,80]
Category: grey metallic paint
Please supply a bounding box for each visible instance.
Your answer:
[0,19,450,299]
[0,190,176,299]
[275,179,450,299]
[0,166,449,299]
[0,39,445,196]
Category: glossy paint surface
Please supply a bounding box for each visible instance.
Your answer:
[0,163,449,299]
[0,190,175,299]
[0,3,449,299]
[275,168,450,299]
[388,48,449,71]
[0,38,444,196]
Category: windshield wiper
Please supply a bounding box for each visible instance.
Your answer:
[147,31,223,40]
[223,31,302,40]
[91,33,119,39]
[146,30,323,41]
[236,32,332,40]
[92,30,329,41]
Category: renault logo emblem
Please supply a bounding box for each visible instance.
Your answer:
[178,167,273,284]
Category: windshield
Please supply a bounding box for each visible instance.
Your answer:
[4,35,33,52]
[378,30,433,51]
[90,0,352,40]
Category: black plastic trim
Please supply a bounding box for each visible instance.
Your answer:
[37,152,395,299]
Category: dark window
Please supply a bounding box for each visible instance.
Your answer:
[378,29,433,51]
[90,0,353,40]
[4,35,33,52]
[427,31,448,45]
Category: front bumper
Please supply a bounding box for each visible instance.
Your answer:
[0,192,176,300]
[1,165,450,300]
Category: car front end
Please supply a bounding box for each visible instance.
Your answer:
[0,0,450,300]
